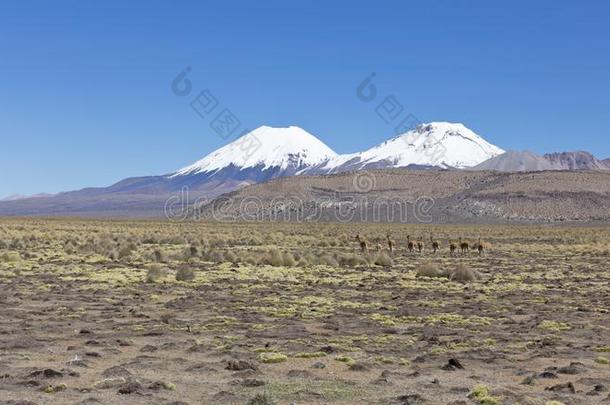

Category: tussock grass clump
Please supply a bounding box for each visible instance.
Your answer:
[318,254,339,267]
[448,264,479,283]
[153,248,167,263]
[204,250,224,263]
[595,356,609,365]
[417,263,445,278]
[293,351,327,358]
[175,267,196,282]
[468,385,501,405]
[145,264,166,283]
[261,248,297,267]
[373,251,393,266]
[338,253,367,267]
[0,251,20,262]
[257,352,287,363]
[247,392,277,405]
[118,242,137,259]
[183,244,200,260]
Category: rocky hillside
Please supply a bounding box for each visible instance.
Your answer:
[196,169,610,224]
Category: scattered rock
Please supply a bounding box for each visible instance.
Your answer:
[226,359,257,371]
[320,345,335,354]
[140,345,158,353]
[102,366,132,378]
[117,380,143,394]
[28,369,63,379]
[148,381,176,391]
[94,377,127,389]
[396,393,427,404]
[558,362,587,375]
[85,351,101,358]
[311,362,326,369]
[287,369,311,378]
[441,358,464,371]
[538,370,558,379]
[545,382,576,394]
[349,362,369,372]
[587,384,607,396]
[241,378,265,387]
[186,344,206,353]
[521,374,537,385]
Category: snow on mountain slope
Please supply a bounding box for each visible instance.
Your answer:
[314,122,504,172]
[173,126,338,176]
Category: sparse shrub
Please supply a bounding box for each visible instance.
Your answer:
[318,254,339,267]
[374,251,393,266]
[0,251,20,262]
[257,352,287,363]
[183,244,200,259]
[268,248,284,266]
[282,252,295,267]
[468,385,501,405]
[106,249,119,261]
[224,250,238,263]
[417,263,445,278]
[146,264,166,283]
[595,356,609,365]
[247,392,277,405]
[448,264,479,283]
[118,242,137,259]
[153,248,166,263]
[338,253,366,267]
[175,267,196,282]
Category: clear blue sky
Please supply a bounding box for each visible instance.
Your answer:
[1,0,609,197]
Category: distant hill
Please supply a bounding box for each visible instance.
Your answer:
[543,151,609,170]
[195,169,610,224]
[474,150,610,172]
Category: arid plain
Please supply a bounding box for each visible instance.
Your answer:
[0,218,609,404]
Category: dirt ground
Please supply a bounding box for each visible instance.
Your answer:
[0,218,609,404]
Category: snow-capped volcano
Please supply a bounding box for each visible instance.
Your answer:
[174,126,337,176]
[310,122,504,172]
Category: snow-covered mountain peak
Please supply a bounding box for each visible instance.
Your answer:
[173,125,338,176]
[359,122,504,169]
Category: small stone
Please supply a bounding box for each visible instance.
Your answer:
[287,369,311,378]
[538,370,558,379]
[241,379,265,387]
[101,366,132,378]
[94,377,126,389]
[140,345,158,353]
[226,359,257,371]
[396,393,427,404]
[545,382,576,394]
[521,374,536,385]
[558,362,586,375]
[441,358,464,371]
[117,380,142,394]
[311,362,326,369]
[28,369,63,379]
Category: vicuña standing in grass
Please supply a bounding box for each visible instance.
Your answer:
[430,235,440,254]
[355,234,368,254]
[459,237,470,254]
[449,241,457,256]
[416,237,423,254]
[406,235,414,254]
[477,238,485,255]
[386,234,395,255]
